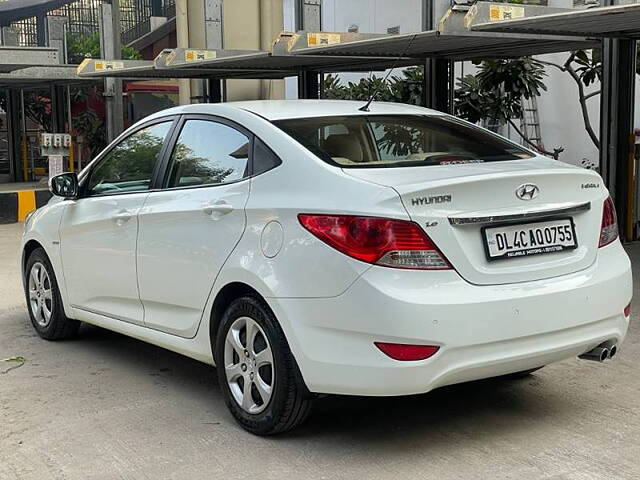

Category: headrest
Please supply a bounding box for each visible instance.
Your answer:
[323,134,364,162]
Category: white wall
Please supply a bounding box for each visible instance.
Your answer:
[322,0,422,34]
[284,0,424,98]
[533,52,600,168]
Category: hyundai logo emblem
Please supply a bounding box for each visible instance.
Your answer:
[515,183,539,201]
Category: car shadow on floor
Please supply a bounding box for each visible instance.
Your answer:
[71,322,572,442]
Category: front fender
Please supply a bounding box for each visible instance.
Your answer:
[21,200,74,318]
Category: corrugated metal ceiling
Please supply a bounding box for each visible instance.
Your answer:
[472,3,640,38]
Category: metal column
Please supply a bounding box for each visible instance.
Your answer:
[151,0,162,16]
[599,1,637,240]
[36,14,47,47]
[50,86,67,134]
[101,0,125,142]
[296,0,321,100]
[5,89,21,181]
[295,0,322,32]
[424,58,454,113]
[298,71,320,99]
[422,0,453,113]
[204,0,224,102]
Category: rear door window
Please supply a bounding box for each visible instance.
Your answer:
[166,119,250,188]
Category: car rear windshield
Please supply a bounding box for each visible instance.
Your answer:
[274,115,534,168]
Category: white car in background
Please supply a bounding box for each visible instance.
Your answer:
[21,100,632,435]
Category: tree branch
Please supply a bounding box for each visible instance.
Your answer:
[538,55,600,149]
[564,61,600,149]
[584,90,601,101]
[537,59,566,72]
[507,118,564,159]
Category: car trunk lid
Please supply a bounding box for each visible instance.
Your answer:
[343,158,606,285]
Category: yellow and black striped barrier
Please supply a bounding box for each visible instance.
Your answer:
[0,189,52,224]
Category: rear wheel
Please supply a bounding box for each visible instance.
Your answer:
[24,248,80,340]
[215,296,312,435]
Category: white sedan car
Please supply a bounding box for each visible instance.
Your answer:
[22,100,632,435]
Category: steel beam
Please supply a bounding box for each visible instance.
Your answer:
[295,0,322,31]
[101,1,124,142]
[204,0,224,102]
[50,85,66,134]
[151,0,162,16]
[296,1,322,100]
[298,70,319,99]
[5,89,20,181]
[599,0,637,240]
[422,0,453,112]
[424,58,454,113]
[600,37,637,240]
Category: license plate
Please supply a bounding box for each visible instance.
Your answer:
[483,218,577,261]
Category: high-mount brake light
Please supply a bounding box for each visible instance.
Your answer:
[298,214,451,270]
[599,196,618,248]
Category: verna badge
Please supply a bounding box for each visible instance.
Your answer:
[515,183,539,201]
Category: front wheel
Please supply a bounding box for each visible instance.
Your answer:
[24,248,80,340]
[215,296,312,435]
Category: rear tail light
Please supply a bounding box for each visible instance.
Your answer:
[599,196,619,248]
[624,303,631,317]
[375,342,440,361]
[298,214,451,270]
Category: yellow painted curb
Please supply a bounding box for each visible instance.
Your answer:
[17,190,36,221]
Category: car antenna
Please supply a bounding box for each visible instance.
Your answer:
[359,33,418,112]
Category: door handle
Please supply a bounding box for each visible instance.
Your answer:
[113,210,133,225]
[202,201,234,217]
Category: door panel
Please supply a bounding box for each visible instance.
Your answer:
[61,193,149,323]
[136,118,251,337]
[60,120,173,324]
[137,182,249,336]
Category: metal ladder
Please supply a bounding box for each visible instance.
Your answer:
[520,96,543,150]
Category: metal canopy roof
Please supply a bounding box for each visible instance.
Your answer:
[472,3,640,38]
[0,66,96,88]
[77,57,294,80]
[154,49,295,77]
[75,3,600,81]
[77,41,418,81]
[0,46,60,73]
[288,3,597,60]
[160,44,417,74]
[288,30,596,60]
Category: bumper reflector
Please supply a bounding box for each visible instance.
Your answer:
[375,342,439,361]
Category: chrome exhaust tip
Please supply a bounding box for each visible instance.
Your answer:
[579,346,609,362]
[609,344,618,359]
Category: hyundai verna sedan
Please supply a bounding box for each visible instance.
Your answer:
[21,100,632,435]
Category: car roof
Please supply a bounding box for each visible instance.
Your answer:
[146,99,444,122]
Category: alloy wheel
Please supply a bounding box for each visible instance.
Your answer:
[28,262,53,327]
[224,316,274,414]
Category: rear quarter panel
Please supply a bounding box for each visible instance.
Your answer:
[212,107,409,299]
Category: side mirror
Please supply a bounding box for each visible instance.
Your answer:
[49,172,79,199]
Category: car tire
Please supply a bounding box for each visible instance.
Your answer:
[24,247,80,340]
[215,295,312,435]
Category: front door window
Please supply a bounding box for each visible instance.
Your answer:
[85,122,172,196]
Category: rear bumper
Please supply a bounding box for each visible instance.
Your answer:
[271,241,632,396]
